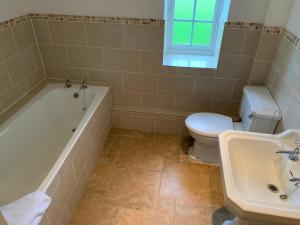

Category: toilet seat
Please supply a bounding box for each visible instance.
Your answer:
[185,113,233,138]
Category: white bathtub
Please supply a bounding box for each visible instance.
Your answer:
[0,83,112,225]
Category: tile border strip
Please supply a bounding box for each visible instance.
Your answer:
[0,14,30,31]
[29,13,165,25]
[1,13,300,52]
[225,22,262,30]
[282,28,300,51]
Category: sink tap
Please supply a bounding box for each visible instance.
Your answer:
[65,79,72,88]
[290,177,300,182]
[276,141,300,161]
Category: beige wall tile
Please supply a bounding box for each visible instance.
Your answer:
[67,67,87,80]
[158,75,193,97]
[68,46,102,68]
[265,65,277,90]
[0,78,30,108]
[269,69,293,113]
[125,24,164,50]
[194,78,234,99]
[140,51,163,73]
[122,112,155,132]
[112,110,122,127]
[231,80,248,101]
[281,43,300,99]
[241,29,261,56]
[31,46,43,68]
[155,116,185,135]
[0,28,17,62]
[210,100,240,116]
[103,48,139,72]
[113,91,140,107]
[249,60,271,84]
[40,45,69,66]
[176,67,216,77]
[88,69,123,91]
[49,21,87,46]
[11,20,36,51]
[28,68,45,88]
[256,33,280,61]
[32,19,52,44]
[0,63,12,95]
[221,28,245,55]
[141,94,174,110]
[282,95,300,129]
[87,23,124,48]
[175,97,211,112]
[273,37,294,76]
[217,55,253,79]
[50,66,67,78]
[124,72,157,94]
[6,49,36,84]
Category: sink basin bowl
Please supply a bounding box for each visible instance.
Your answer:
[219,129,300,225]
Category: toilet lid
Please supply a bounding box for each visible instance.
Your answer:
[185,113,233,138]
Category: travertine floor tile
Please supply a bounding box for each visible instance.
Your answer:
[209,166,223,193]
[116,208,171,225]
[102,167,161,210]
[159,162,212,205]
[174,201,217,225]
[69,128,228,225]
[69,198,118,225]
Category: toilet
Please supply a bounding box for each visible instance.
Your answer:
[185,86,282,165]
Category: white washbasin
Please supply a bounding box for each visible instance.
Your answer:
[219,129,300,225]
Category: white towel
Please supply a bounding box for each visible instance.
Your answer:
[0,192,51,225]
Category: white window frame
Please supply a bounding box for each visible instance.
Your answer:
[165,0,223,56]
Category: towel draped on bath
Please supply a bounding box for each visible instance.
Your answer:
[0,192,51,225]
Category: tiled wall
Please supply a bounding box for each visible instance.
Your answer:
[0,15,46,115]
[0,13,283,134]
[28,14,281,134]
[265,29,300,132]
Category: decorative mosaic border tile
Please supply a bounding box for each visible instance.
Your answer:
[0,14,30,31]
[29,13,165,26]
[225,22,262,30]
[263,26,282,34]
[282,28,300,50]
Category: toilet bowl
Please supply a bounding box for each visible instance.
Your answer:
[185,86,282,165]
[185,113,233,165]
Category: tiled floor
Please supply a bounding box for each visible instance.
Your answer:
[69,128,231,225]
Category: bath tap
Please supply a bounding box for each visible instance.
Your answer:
[79,79,88,91]
[65,79,72,88]
[276,141,300,161]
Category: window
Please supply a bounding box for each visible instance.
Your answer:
[164,0,231,68]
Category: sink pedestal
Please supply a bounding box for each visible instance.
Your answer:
[223,217,281,225]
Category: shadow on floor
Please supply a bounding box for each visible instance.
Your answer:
[212,207,235,225]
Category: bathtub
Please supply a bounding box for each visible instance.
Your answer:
[0,83,112,225]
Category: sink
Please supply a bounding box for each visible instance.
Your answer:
[219,129,300,225]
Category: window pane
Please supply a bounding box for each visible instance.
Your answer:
[173,21,192,45]
[174,0,195,20]
[195,0,216,21]
[192,22,212,46]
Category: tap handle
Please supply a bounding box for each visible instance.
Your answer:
[295,141,300,149]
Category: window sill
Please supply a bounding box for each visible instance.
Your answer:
[163,53,218,69]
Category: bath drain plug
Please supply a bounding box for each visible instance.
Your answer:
[268,184,279,193]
